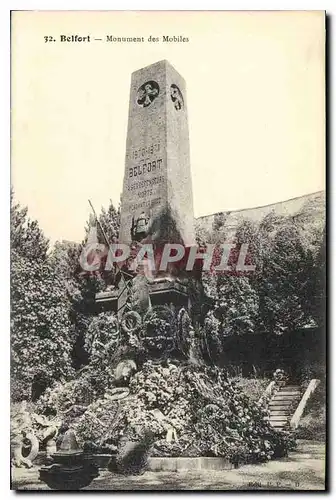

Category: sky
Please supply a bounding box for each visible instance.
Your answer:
[11,10,325,243]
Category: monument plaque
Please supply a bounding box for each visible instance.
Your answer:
[119,60,195,247]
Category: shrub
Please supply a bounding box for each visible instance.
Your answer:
[11,253,74,401]
[232,377,272,403]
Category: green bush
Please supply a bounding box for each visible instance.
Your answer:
[232,377,271,403]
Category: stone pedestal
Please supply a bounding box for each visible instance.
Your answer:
[39,430,99,490]
[96,276,189,311]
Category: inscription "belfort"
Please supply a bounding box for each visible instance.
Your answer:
[129,158,163,178]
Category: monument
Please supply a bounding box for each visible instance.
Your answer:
[119,59,195,247]
[96,61,201,316]
[35,62,295,485]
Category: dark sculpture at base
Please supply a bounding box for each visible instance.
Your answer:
[39,429,99,490]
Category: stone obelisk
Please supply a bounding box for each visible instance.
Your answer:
[119,60,195,246]
[96,61,198,314]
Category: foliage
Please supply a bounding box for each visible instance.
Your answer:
[199,276,258,362]
[47,199,121,370]
[308,229,326,329]
[85,201,120,245]
[11,193,76,400]
[216,275,259,336]
[35,313,122,419]
[183,368,295,463]
[10,190,49,262]
[199,207,325,349]
[232,377,271,403]
[201,310,222,363]
[259,223,314,334]
[35,376,98,417]
[11,251,74,401]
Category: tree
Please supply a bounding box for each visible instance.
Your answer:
[258,220,319,335]
[99,202,120,243]
[200,207,325,345]
[233,211,325,336]
[11,251,74,400]
[51,199,121,370]
[216,275,259,337]
[84,200,120,244]
[11,192,74,400]
[310,229,326,328]
[10,189,49,261]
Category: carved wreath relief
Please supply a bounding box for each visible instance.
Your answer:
[141,306,175,356]
[170,84,183,110]
[137,81,160,107]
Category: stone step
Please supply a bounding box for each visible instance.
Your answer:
[274,401,297,406]
[277,391,301,396]
[273,392,300,397]
[269,398,293,404]
[268,403,293,410]
[269,409,292,416]
[269,398,293,403]
[269,417,289,423]
[272,395,300,401]
[276,394,301,399]
[270,402,294,407]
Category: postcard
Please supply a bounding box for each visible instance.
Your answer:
[10,10,326,491]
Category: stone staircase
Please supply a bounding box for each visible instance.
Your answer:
[268,384,302,430]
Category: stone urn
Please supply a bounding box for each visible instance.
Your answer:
[39,429,99,490]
